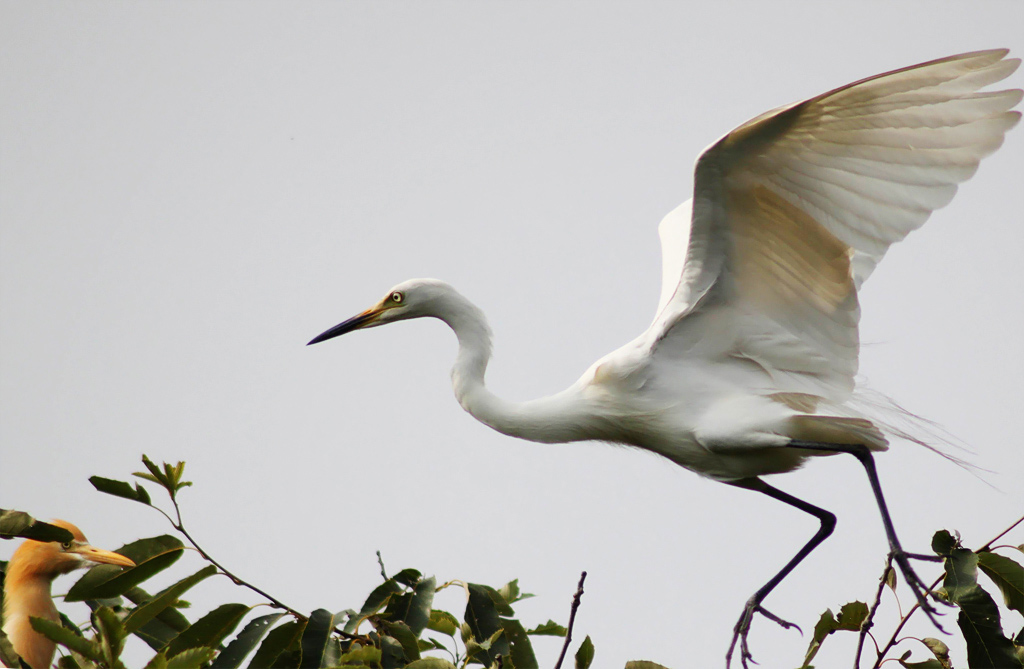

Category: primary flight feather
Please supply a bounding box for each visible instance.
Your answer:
[309,50,1021,667]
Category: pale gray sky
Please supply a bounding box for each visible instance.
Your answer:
[2,3,1022,667]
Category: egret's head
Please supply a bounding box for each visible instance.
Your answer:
[307,278,456,345]
[7,520,135,579]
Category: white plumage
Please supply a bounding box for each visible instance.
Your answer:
[309,50,1021,666]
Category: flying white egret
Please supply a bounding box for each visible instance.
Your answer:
[1,520,135,669]
[309,50,1021,666]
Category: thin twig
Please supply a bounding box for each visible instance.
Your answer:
[168,496,307,621]
[855,553,894,669]
[553,571,587,669]
[872,576,942,667]
[978,513,1024,552]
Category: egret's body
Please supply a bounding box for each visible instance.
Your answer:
[436,276,854,481]
[1,520,134,669]
[310,50,1021,665]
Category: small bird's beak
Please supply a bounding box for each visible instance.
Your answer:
[307,308,381,346]
[72,545,136,568]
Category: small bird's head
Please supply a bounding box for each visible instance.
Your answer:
[7,520,135,579]
[307,278,457,345]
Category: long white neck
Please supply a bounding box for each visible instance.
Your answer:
[435,290,593,444]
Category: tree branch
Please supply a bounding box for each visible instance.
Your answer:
[554,571,587,669]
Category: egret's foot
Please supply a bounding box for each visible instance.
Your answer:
[891,549,949,632]
[725,598,801,668]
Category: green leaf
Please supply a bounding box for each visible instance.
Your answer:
[978,550,1024,614]
[166,603,250,657]
[95,605,128,667]
[464,584,509,664]
[897,659,944,669]
[385,622,421,663]
[382,576,435,637]
[247,619,306,668]
[836,601,868,630]
[123,585,193,650]
[0,511,75,543]
[526,620,566,636]
[418,638,448,653]
[380,634,406,669]
[940,549,1021,668]
[392,569,422,587]
[212,613,286,668]
[384,621,421,662]
[427,610,459,637]
[932,530,960,558]
[886,565,898,592]
[801,609,838,668]
[58,612,85,639]
[921,637,951,667]
[124,565,218,634]
[498,579,534,605]
[142,454,166,484]
[574,635,594,669]
[29,616,105,663]
[89,476,152,505]
[336,644,382,666]
[132,614,183,652]
[298,608,343,668]
[67,535,184,601]
[345,580,403,633]
[116,535,187,567]
[624,662,672,669]
[57,656,84,669]
[135,472,164,485]
[406,576,436,636]
[500,619,538,669]
[939,548,980,603]
[404,659,458,669]
[144,651,170,669]
[470,583,514,617]
[167,647,217,668]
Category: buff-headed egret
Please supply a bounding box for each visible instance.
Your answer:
[2,520,134,669]
[308,50,1021,666]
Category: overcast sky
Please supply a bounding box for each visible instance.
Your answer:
[2,3,1022,668]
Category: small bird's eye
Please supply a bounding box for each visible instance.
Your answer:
[61,541,73,550]
[391,291,403,303]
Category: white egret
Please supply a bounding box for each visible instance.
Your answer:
[1,520,135,669]
[309,50,1021,666]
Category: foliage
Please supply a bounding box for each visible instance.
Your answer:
[1,457,582,669]
[1,457,1022,668]
[796,526,1024,669]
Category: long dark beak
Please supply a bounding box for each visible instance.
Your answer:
[307,309,380,346]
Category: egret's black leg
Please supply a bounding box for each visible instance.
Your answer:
[725,477,836,668]
[786,440,945,628]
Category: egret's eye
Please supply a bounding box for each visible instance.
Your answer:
[61,541,73,550]
[391,291,404,304]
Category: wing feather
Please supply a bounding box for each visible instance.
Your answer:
[646,49,1021,399]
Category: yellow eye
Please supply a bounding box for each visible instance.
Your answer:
[391,291,404,303]
[61,541,73,550]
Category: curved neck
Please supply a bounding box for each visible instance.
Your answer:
[2,574,58,669]
[437,292,592,444]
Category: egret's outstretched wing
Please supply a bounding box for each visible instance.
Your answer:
[647,49,1021,397]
